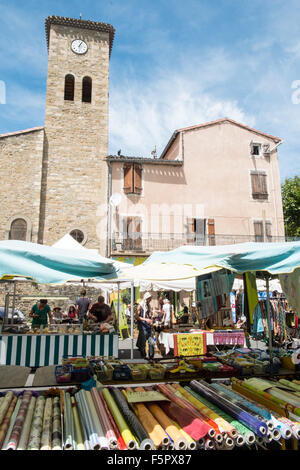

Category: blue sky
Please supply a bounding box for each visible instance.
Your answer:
[0,0,299,180]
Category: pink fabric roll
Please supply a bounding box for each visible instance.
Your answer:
[6,391,33,450]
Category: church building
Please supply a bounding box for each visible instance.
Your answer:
[0,16,115,255]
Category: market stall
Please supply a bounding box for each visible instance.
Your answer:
[0,241,126,365]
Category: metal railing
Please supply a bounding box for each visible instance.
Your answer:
[110,232,298,254]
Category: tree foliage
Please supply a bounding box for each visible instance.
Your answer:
[282,176,300,237]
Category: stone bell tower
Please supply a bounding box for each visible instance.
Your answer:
[41,16,115,253]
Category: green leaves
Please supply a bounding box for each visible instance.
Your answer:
[282,176,300,237]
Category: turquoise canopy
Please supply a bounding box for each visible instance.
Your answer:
[0,240,118,284]
[142,241,300,275]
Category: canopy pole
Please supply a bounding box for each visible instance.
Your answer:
[130,281,134,360]
[266,274,274,375]
[11,281,16,325]
[117,282,120,336]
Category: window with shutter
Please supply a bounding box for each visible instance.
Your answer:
[251,172,268,200]
[254,221,264,242]
[64,74,75,101]
[122,216,142,250]
[207,219,215,246]
[123,164,134,194]
[134,164,143,194]
[9,219,27,241]
[123,163,143,195]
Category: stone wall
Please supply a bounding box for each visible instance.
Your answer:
[0,281,104,321]
[0,128,45,242]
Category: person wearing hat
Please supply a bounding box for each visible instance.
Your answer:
[136,292,154,359]
[52,306,63,324]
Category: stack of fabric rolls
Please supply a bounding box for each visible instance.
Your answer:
[0,376,299,450]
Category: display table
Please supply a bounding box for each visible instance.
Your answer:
[0,333,119,367]
[158,330,245,356]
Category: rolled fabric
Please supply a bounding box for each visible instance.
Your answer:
[159,400,211,441]
[131,387,170,448]
[77,390,101,450]
[64,392,75,450]
[270,416,292,439]
[146,403,187,450]
[186,388,255,445]
[102,388,138,450]
[211,383,272,423]
[110,387,154,450]
[1,396,20,450]
[40,398,53,450]
[190,381,268,438]
[171,419,197,450]
[91,388,118,449]
[171,384,222,439]
[84,390,109,449]
[0,395,18,448]
[0,392,14,426]
[6,391,32,450]
[99,394,124,450]
[70,396,85,450]
[184,386,238,439]
[75,395,91,450]
[275,416,300,440]
[157,384,216,438]
[52,397,63,450]
[27,395,46,450]
[17,396,36,450]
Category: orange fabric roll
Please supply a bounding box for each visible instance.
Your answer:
[147,403,187,450]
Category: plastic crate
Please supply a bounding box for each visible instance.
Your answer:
[71,366,92,383]
[55,365,73,384]
[130,364,149,381]
[113,365,131,381]
[94,363,114,382]
[148,364,166,380]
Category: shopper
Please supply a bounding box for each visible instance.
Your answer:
[162,298,172,329]
[66,305,78,323]
[89,296,112,323]
[75,289,91,323]
[180,306,190,324]
[29,299,52,328]
[52,307,63,324]
[136,292,154,360]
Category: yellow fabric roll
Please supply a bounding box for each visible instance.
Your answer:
[130,387,169,448]
[71,397,85,450]
[147,402,187,450]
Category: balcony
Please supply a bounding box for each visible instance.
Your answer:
[110,232,294,256]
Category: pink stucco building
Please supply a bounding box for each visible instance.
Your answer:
[107,118,285,261]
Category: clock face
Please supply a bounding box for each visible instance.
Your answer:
[71,39,88,55]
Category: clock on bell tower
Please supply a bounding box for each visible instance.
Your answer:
[41,16,115,254]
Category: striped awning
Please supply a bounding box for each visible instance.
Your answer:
[0,334,118,367]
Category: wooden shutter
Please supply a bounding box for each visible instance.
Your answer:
[207,219,215,246]
[251,173,268,199]
[186,218,195,244]
[254,221,263,242]
[133,164,143,194]
[123,164,134,194]
[265,222,272,242]
[133,217,142,250]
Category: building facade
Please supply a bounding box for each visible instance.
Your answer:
[0,17,286,263]
[108,118,285,261]
[0,16,115,254]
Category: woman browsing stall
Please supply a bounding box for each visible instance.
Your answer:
[29,299,52,328]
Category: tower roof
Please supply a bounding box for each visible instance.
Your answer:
[45,15,115,56]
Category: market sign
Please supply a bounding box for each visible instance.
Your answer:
[126,391,170,403]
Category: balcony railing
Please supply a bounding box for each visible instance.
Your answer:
[110,232,297,255]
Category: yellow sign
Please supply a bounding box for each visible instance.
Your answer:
[176,333,206,356]
[126,391,169,403]
[112,300,129,340]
